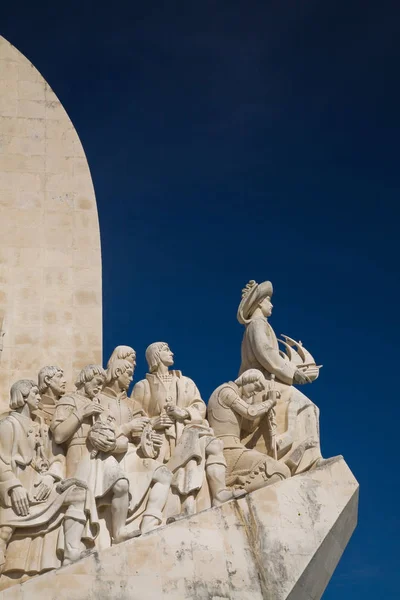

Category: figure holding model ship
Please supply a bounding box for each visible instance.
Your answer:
[237,280,323,474]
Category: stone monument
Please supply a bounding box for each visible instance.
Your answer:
[0,36,358,599]
[0,35,102,413]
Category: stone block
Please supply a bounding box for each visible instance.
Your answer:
[0,457,358,600]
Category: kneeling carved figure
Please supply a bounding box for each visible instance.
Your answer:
[207,369,290,492]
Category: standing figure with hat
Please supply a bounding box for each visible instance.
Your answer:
[237,280,323,474]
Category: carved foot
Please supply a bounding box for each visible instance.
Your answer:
[63,548,83,566]
[166,507,195,524]
[141,514,162,534]
[212,488,246,507]
[113,527,141,544]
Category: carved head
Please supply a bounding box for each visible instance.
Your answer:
[237,280,273,324]
[10,379,40,414]
[38,366,66,399]
[75,364,106,399]
[106,345,136,369]
[105,359,133,391]
[145,342,174,373]
[235,369,265,401]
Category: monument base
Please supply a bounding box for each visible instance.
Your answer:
[0,456,358,600]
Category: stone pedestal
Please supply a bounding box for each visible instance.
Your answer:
[0,456,358,600]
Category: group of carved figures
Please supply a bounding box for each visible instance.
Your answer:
[0,280,324,581]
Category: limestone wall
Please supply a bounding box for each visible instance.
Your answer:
[0,36,102,408]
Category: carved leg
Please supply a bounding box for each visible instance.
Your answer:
[111,479,141,543]
[166,493,196,524]
[141,466,172,533]
[63,487,87,565]
[0,526,13,573]
[205,438,242,506]
[181,493,196,515]
[281,388,322,473]
[63,517,85,565]
[206,464,245,505]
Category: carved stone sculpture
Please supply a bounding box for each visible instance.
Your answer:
[97,357,172,535]
[237,280,322,474]
[132,342,238,520]
[207,369,290,492]
[37,366,67,426]
[0,380,97,576]
[51,364,138,545]
[16,456,357,600]
[0,29,358,597]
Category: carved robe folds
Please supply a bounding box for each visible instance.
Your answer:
[240,317,321,473]
[132,371,223,506]
[96,387,167,520]
[51,392,128,503]
[0,413,96,575]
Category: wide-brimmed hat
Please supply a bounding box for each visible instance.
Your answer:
[237,280,273,324]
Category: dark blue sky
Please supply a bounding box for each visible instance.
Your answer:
[3,1,399,597]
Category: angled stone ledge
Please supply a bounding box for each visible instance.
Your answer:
[0,456,358,600]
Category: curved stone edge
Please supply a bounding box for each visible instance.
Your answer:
[0,456,358,600]
[0,36,102,408]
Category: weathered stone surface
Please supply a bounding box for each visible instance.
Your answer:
[0,36,102,408]
[0,456,358,599]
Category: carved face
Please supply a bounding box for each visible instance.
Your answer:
[241,379,264,401]
[26,385,41,413]
[46,370,66,397]
[84,375,105,399]
[259,296,273,318]
[158,346,174,368]
[117,367,133,391]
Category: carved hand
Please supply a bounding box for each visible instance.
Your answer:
[81,403,104,419]
[165,404,189,421]
[152,414,174,430]
[34,474,54,501]
[10,486,30,516]
[129,417,150,436]
[94,436,116,452]
[151,432,164,448]
[95,437,116,452]
[261,395,277,411]
[293,369,311,385]
[88,424,117,452]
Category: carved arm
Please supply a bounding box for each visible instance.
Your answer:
[224,390,275,421]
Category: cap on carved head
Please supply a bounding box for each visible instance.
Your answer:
[237,280,273,324]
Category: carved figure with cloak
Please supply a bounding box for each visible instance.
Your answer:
[132,343,238,520]
[237,280,323,474]
[0,380,98,578]
[95,358,172,537]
